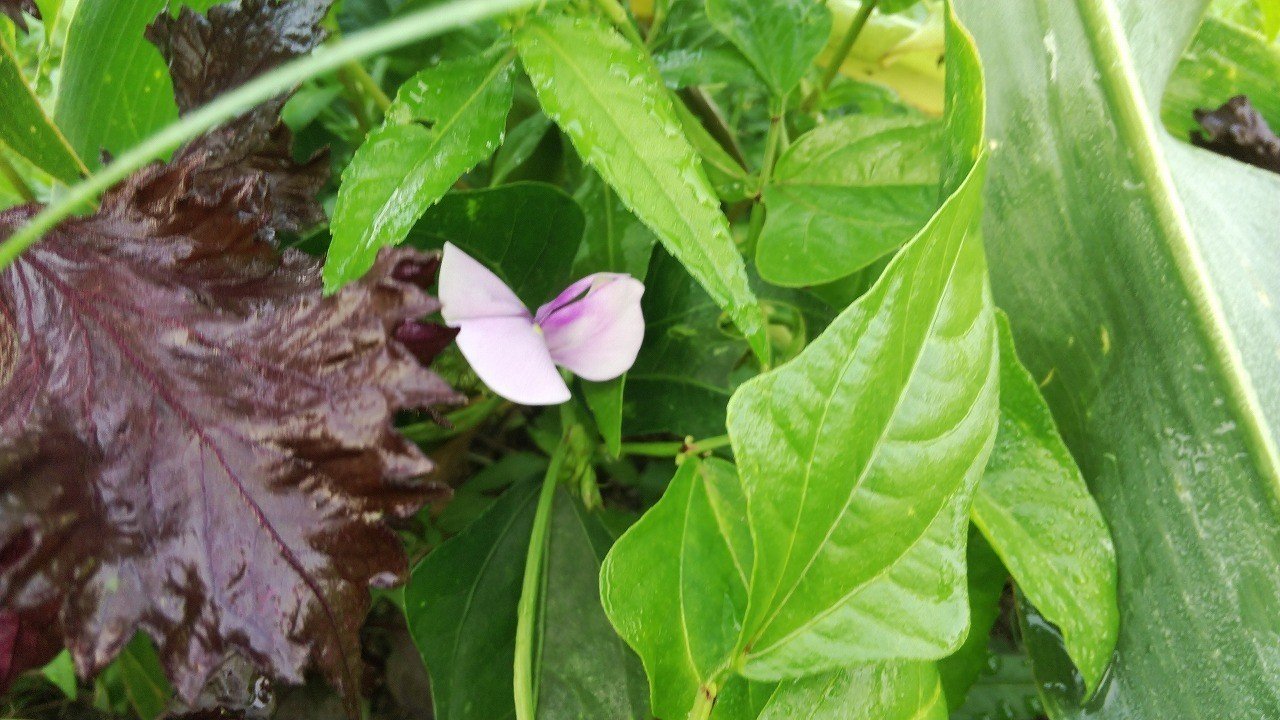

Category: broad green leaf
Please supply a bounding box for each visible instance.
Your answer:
[971,314,1118,693]
[1163,16,1280,140]
[516,13,770,362]
[957,0,1280,715]
[583,377,625,457]
[325,45,516,290]
[0,33,83,182]
[54,0,217,165]
[623,248,753,439]
[407,482,539,720]
[935,529,1007,712]
[535,489,650,719]
[728,3,995,678]
[704,0,832,98]
[756,115,941,287]
[571,171,658,281]
[601,458,751,720]
[651,0,760,88]
[755,663,947,720]
[406,182,584,308]
[951,651,1043,720]
[117,635,172,720]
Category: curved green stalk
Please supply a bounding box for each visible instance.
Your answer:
[513,436,570,720]
[0,0,546,269]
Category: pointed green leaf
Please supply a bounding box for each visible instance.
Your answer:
[0,34,83,182]
[601,457,751,720]
[325,45,516,290]
[117,635,172,720]
[515,14,769,361]
[756,115,941,287]
[728,4,997,678]
[703,0,832,98]
[971,313,1118,693]
[957,0,1280,715]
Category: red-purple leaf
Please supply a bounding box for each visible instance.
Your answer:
[0,602,61,693]
[0,0,462,714]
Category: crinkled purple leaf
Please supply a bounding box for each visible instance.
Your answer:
[0,0,463,714]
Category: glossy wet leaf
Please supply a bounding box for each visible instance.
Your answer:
[406,482,540,720]
[54,0,220,165]
[325,44,516,290]
[935,529,1007,712]
[951,651,1043,720]
[601,458,752,720]
[726,4,995,678]
[756,115,941,286]
[407,182,585,308]
[0,33,83,182]
[957,0,1280,714]
[755,663,947,720]
[970,314,1118,693]
[650,0,760,88]
[0,5,459,703]
[704,0,832,97]
[516,13,769,362]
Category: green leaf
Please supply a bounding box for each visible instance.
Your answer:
[535,488,650,719]
[325,44,516,290]
[951,650,1044,720]
[756,115,941,286]
[492,112,553,185]
[40,650,77,700]
[406,482,540,720]
[651,0,760,88]
[672,98,754,203]
[1163,16,1280,140]
[703,0,832,98]
[624,247,752,440]
[957,0,1280,715]
[755,663,947,720]
[0,33,83,182]
[571,170,659,280]
[935,529,1007,712]
[971,313,1118,694]
[601,457,754,720]
[584,377,625,457]
[727,4,994,677]
[406,182,585,308]
[116,635,172,720]
[54,0,217,166]
[515,13,770,362]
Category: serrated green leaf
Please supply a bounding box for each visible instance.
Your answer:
[54,0,217,166]
[515,13,770,362]
[0,33,83,182]
[601,457,751,720]
[704,0,832,97]
[971,313,1118,694]
[571,170,658,281]
[957,0,1280,715]
[756,115,941,286]
[728,3,995,678]
[325,45,516,290]
[406,182,584,308]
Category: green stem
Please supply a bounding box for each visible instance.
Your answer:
[346,61,393,113]
[513,438,570,720]
[594,0,645,47]
[745,106,784,256]
[0,153,36,204]
[802,0,879,113]
[0,0,546,269]
[336,66,376,133]
[689,683,718,720]
[618,441,685,457]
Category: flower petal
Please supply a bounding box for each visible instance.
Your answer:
[536,274,645,382]
[439,242,529,324]
[455,317,571,405]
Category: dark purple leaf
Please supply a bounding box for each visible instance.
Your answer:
[0,601,61,693]
[0,1,462,715]
[1192,95,1280,174]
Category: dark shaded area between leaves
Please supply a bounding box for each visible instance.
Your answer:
[0,0,38,31]
[1192,95,1280,174]
[0,0,462,716]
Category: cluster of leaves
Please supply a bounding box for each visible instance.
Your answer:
[1,0,1280,719]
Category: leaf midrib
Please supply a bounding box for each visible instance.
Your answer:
[1071,0,1280,493]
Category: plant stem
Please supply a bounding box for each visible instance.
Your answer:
[594,0,646,47]
[345,61,393,113]
[688,683,718,720]
[0,0,547,270]
[0,153,36,204]
[618,434,732,458]
[745,105,785,255]
[336,66,375,133]
[802,0,879,113]
[513,437,570,720]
